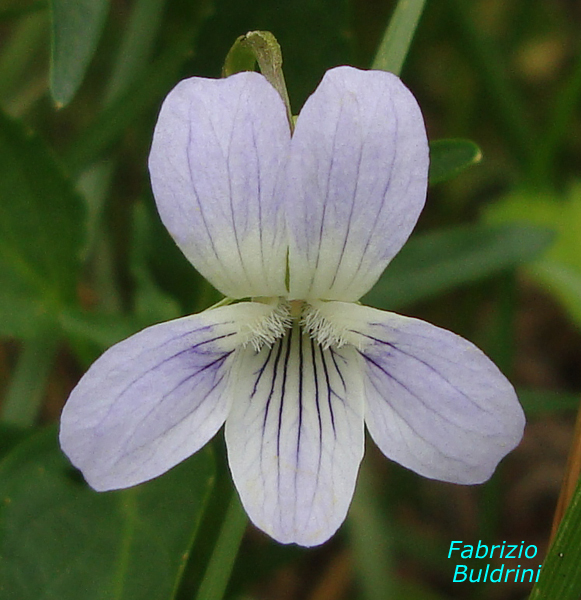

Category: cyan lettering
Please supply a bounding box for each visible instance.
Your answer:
[490,566,504,583]
[521,568,534,583]
[525,545,537,558]
[453,565,467,582]
[448,541,462,558]
[460,545,474,559]
[475,540,488,559]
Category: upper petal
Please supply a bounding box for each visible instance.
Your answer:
[225,325,365,546]
[60,303,275,491]
[323,302,524,483]
[283,66,429,302]
[149,72,290,298]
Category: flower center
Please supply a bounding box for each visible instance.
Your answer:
[242,298,354,352]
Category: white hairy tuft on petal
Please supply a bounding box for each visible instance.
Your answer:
[301,301,363,350]
[239,299,292,351]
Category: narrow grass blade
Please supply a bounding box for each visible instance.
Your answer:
[372,0,427,75]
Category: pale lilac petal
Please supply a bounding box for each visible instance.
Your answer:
[149,72,290,298]
[284,66,429,302]
[318,302,524,483]
[225,326,365,546]
[59,303,274,491]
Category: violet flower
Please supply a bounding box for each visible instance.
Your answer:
[60,67,525,546]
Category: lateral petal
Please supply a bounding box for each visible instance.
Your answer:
[149,72,290,298]
[284,66,429,302]
[60,303,275,491]
[226,326,365,546]
[321,302,524,483]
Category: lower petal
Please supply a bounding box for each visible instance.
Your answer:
[323,302,525,484]
[60,303,272,491]
[225,325,365,546]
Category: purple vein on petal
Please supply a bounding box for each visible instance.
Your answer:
[259,336,285,493]
[353,329,496,416]
[318,344,337,436]
[105,332,236,412]
[225,90,252,287]
[112,350,234,467]
[277,327,294,506]
[329,96,364,290]
[346,94,400,297]
[357,349,479,436]
[184,119,226,273]
[358,350,466,461]
[310,336,324,495]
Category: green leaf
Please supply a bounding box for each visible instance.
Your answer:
[371,0,426,75]
[518,388,580,417]
[222,36,257,76]
[0,329,59,426]
[222,31,292,127]
[57,203,183,366]
[64,26,197,175]
[194,490,247,600]
[349,462,448,600]
[0,425,29,459]
[0,427,215,600]
[48,0,110,106]
[59,308,137,351]
[529,477,581,599]
[531,49,581,187]
[0,285,53,338]
[0,110,85,336]
[484,184,581,328]
[349,461,396,600]
[447,0,536,175]
[429,139,482,185]
[0,1,45,21]
[0,9,47,108]
[364,224,554,310]
[130,203,182,326]
[63,0,212,175]
[56,203,184,367]
[191,0,352,111]
[103,0,168,105]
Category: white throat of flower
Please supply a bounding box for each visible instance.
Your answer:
[240,298,364,352]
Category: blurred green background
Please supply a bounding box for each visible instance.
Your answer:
[1,0,581,599]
